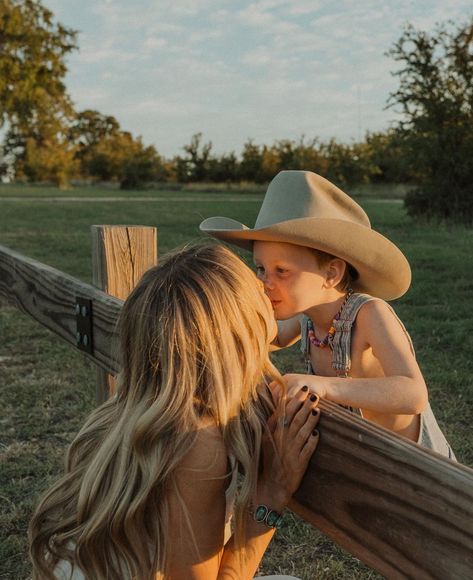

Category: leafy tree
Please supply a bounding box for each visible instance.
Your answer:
[6,101,78,187]
[22,133,78,188]
[206,152,239,183]
[83,132,135,182]
[239,140,280,183]
[70,110,121,149]
[364,130,414,184]
[316,139,376,186]
[272,137,326,174]
[178,132,213,182]
[77,127,165,188]
[69,110,121,178]
[387,18,473,223]
[0,0,78,185]
[239,140,264,182]
[121,141,167,189]
[0,0,77,130]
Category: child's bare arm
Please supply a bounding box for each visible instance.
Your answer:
[282,301,428,415]
[270,315,302,351]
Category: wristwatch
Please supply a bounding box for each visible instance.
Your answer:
[253,504,284,528]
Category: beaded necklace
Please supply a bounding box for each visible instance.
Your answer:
[307,288,353,349]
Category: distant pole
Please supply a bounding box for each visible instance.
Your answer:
[91,225,158,403]
[357,84,362,142]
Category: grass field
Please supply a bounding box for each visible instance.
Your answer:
[1,184,472,579]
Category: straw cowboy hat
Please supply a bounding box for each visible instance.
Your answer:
[199,170,411,300]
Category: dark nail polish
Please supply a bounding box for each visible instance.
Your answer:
[311,409,319,416]
[312,429,319,437]
[301,385,308,392]
[310,394,317,402]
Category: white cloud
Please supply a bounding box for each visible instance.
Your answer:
[51,0,473,156]
[144,37,168,50]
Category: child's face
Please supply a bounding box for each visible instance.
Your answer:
[257,278,279,342]
[253,241,328,320]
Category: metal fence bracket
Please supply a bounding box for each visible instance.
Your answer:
[75,297,93,354]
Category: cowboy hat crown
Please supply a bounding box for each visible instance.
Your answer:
[253,170,369,229]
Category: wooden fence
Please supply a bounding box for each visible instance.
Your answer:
[1,227,472,579]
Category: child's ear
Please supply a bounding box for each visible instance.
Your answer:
[324,259,346,289]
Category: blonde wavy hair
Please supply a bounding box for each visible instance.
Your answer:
[29,242,283,579]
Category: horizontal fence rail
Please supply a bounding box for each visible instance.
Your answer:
[292,401,473,579]
[0,243,121,374]
[1,242,472,579]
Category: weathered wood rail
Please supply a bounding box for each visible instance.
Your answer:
[0,243,122,374]
[1,240,472,579]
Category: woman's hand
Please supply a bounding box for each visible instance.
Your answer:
[257,386,320,511]
[280,373,328,399]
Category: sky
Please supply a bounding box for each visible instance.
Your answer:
[48,0,472,158]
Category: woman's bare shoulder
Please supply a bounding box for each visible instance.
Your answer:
[177,418,228,480]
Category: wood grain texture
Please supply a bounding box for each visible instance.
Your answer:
[91,225,158,402]
[90,225,158,298]
[0,243,121,374]
[291,400,473,579]
[1,243,472,578]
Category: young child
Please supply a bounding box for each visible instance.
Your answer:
[29,243,320,580]
[200,170,456,460]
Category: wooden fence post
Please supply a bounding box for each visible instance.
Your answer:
[91,225,158,403]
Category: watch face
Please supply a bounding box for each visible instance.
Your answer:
[266,510,282,528]
[254,505,268,522]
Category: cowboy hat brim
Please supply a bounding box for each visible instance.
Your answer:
[200,216,411,300]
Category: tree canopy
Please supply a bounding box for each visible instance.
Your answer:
[388,18,473,223]
[0,0,77,131]
[0,0,78,186]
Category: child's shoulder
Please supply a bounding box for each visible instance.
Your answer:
[355,295,410,344]
[356,295,395,325]
[356,294,389,313]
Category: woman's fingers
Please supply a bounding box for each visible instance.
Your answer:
[300,429,320,461]
[290,396,320,451]
[289,394,319,432]
[296,407,320,443]
[283,386,311,426]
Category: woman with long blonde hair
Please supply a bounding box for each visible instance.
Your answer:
[29,243,320,579]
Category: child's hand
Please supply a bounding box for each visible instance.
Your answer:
[282,373,327,399]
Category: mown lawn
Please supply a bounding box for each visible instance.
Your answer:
[0,185,471,579]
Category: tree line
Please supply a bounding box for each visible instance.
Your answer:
[1,0,472,222]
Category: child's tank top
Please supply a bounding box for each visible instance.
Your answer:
[300,292,456,460]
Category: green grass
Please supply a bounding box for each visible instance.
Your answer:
[0,181,407,199]
[0,182,266,199]
[1,185,472,579]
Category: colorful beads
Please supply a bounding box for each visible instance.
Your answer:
[308,289,353,349]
